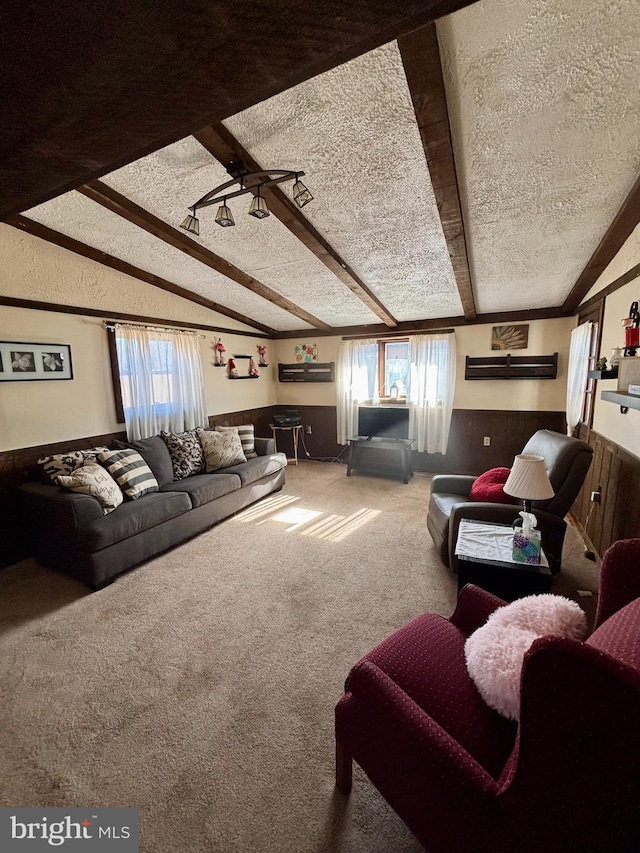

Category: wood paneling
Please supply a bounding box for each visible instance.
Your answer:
[573,425,640,559]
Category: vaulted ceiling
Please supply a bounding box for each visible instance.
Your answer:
[3,0,639,337]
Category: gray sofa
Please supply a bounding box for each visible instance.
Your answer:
[18,436,287,590]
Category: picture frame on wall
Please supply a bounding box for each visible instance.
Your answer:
[0,342,73,381]
[491,324,529,351]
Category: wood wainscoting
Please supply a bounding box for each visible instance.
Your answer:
[0,406,277,569]
[572,425,640,560]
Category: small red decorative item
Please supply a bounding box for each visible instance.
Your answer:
[249,357,259,377]
[228,358,238,378]
[469,467,515,503]
[214,338,227,366]
[257,344,267,366]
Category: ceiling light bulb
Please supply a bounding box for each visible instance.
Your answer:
[292,178,313,208]
[215,201,235,227]
[179,212,200,235]
[248,192,270,219]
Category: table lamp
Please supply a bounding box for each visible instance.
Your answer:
[503,454,554,513]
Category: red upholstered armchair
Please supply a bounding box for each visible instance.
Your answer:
[335,539,640,853]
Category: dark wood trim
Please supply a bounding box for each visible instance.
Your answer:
[79,181,331,330]
[7,215,275,336]
[276,306,571,338]
[1,1,478,219]
[575,262,640,315]
[107,329,125,425]
[0,295,271,339]
[193,124,398,328]
[563,174,640,312]
[398,24,476,320]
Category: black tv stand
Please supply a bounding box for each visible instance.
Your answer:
[346,435,414,484]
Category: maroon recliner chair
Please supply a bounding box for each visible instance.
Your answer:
[335,539,640,852]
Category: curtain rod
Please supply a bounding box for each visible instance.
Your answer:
[102,321,205,338]
[342,328,455,340]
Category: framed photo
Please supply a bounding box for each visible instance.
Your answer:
[0,342,73,381]
[491,324,529,351]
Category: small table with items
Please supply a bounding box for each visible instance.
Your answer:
[346,436,414,484]
[455,519,552,601]
[270,423,303,465]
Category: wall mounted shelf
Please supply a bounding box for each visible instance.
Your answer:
[278,362,335,383]
[601,390,640,414]
[588,368,619,380]
[229,375,259,380]
[465,353,558,380]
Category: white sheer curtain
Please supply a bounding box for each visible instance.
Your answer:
[407,332,456,454]
[566,321,593,435]
[115,324,207,440]
[336,339,379,444]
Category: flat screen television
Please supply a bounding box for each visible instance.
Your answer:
[358,406,409,440]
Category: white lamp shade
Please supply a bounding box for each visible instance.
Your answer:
[503,454,555,501]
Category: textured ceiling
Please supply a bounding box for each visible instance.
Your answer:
[19,0,640,333]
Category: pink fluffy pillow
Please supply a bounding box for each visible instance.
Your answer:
[464,595,587,720]
[469,467,514,503]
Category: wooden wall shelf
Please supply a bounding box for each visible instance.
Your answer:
[588,368,619,380]
[601,390,640,414]
[465,353,558,380]
[278,362,335,383]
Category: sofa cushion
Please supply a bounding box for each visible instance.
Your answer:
[216,424,257,459]
[76,491,191,551]
[98,449,159,500]
[160,472,241,507]
[57,461,124,514]
[221,452,287,487]
[586,598,640,671]
[161,429,205,480]
[114,436,174,487]
[197,428,246,471]
[37,446,110,482]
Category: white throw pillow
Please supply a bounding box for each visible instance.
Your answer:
[37,446,110,482]
[57,461,123,514]
[215,424,257,459]
[464,594,587,720]
[197,428,246,471]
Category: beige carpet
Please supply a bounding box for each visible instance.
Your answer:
[0,462,598,852]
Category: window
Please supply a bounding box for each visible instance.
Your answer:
[378,338,410,399]
[337,332,456,453]
[108,323,207,440]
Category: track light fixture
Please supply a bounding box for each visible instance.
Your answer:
[179,169,312,233]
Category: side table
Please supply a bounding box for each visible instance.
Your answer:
[455,519,552,602]
[270,424,302,465]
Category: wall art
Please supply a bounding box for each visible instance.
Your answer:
[491,325,529,351]
[0,341,73,381]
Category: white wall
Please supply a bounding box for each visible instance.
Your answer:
[275,318,573,411]
[0,225,277,452]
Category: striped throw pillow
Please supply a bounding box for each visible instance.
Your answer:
[216,424,257,459]
[98,449,159,500]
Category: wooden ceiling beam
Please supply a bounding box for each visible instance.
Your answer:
[78,181,331,329]
[562,174,640,312]
[7,215,276,336]
[194,124,398,328]
[398,23,477,320]
[0,0,479,219]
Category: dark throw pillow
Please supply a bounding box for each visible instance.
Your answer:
[469,467,515,504]
[161,429,205,480]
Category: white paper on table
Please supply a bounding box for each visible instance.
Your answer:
[455,520,549,568]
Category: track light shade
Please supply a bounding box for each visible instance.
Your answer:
[215,202,235,227]
[248,193,270,219]
[179,212,200,236]
[292,178,313,208]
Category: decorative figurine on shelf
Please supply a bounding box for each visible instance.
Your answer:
[610,347,622,369]
[249,357,259,377]
[257,344,267,366]
[214,338,227,366]
[596,356,608,371]
[228,358,238,378]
